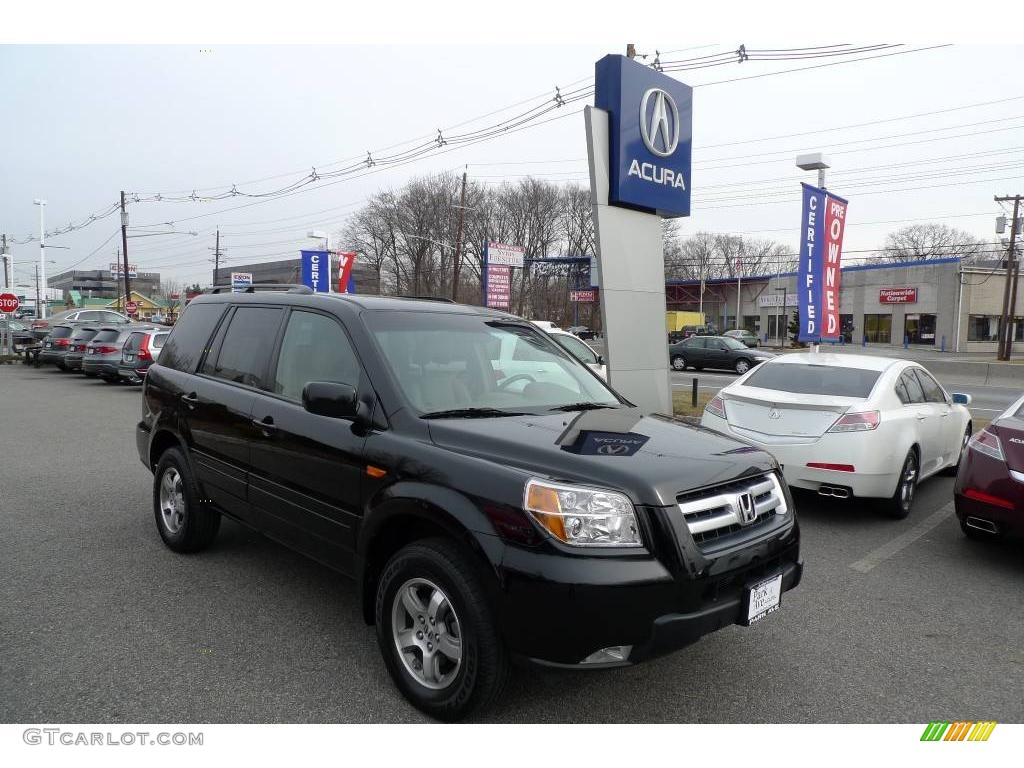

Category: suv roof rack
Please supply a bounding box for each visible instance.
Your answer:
[397,295,455,303]
[206,284,314,295]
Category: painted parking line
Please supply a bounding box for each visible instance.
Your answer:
[849,502,955,573]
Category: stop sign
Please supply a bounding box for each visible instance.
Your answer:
[125,301,138,315]
[0,293,20,313]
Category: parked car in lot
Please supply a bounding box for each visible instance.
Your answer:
[954,392,1024,539]
[137,290,801,721]
[546,326,606,380]
[670,335,775,374]
[82,324,153,382]
[700,353,973,518]
[31,308,130,337]
[723,328,761,348]
[118,327,168,383]
[0,318,36,353]
[64,324,104,372]
[566,325,597,340]
[36,323,79,369]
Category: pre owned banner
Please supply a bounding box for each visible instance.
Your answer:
[300,250,330,293]
[798,183,848,342]
[337,251,357,294]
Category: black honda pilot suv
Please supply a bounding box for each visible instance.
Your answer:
[136,287,801,720]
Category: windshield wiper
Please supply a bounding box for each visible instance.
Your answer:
[549,402,618,412]
[420,407,527,419]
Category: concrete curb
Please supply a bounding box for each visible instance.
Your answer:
[921,359,1024,388]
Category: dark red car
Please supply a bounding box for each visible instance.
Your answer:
[954,393,1024,539]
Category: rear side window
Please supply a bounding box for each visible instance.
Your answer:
[125,332,144,352]
[92,329,120,343]
[912,369,947,404]
[151,333,168,349]
[898,371,926,404]
[51,326,73,339]
[744,363,882,398]
[159,303,226,372]
[205,307,283,388]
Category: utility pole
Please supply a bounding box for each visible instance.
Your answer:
[33,199,46,318]
[1,234,8,289]
[214,227,221,286]
[996,194,1021,360]
[452,169,467,301]
[115,248,123,312]
[120,191,131,305]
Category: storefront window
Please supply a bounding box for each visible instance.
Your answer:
[1015,318,1024,342]
[863,313,892,344]
[904,313,937,345]
[967,315,1000,342]
[742,315,760,333]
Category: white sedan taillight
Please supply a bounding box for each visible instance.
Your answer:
[828,410,880,433]
[705,395,726,419]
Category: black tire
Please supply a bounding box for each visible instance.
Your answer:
[671,355,686,371]
[375,538,509,722]
[735,358,752,375]
[942,424,972,476]
[152,447,220,553]
[884,450,918,519]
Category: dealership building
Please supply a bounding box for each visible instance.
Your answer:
[666,256,1024,353]
[48,267,161,300]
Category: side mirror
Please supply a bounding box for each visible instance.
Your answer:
[302,381,359,420]
[596,354,604,366]
[952,392,972,406]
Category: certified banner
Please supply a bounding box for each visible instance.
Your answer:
[798,183,848,342]
[300,250,330,293]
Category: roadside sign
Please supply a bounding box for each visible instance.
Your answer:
[125,301,138,315]
[0,293,20,313]
[486,242,525,267]
[485,264,511,310]
[570,289,596,303]
[231,272,253,293]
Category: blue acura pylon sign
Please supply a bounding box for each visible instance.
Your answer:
[594,54,693,218]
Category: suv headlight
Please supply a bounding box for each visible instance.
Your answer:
[524,478,641,547]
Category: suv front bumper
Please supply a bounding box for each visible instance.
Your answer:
[498,531,801,667]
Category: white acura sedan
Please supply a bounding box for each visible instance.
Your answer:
[699,353,973,517]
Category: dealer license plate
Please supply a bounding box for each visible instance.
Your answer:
[88,348,96,354]
[745,573,783,625]
[124,354,134,362]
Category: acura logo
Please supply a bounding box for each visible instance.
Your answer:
[768,408,782,420]
[736,493,757,525]
[639,88,680,158]
[597,444,630,456]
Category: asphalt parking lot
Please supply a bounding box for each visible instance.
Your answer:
[1,364,1022,724]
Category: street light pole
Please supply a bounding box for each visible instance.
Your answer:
[33,199,46,318]
[120,191,131,305]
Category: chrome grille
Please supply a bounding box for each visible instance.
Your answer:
[677,474,788,547]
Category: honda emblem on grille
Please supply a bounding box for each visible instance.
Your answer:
[737,492,756,525]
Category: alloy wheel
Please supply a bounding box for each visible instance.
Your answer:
[159,467,185,534]
[736,360,750,374]
[391,578,463,691]
[899,454,917,510]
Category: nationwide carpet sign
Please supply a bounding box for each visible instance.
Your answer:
[798,183,849,342]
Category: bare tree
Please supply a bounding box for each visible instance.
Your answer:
[881,223,988,262]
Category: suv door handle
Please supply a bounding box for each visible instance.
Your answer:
[253,416,278,436]
[181,392,199,407]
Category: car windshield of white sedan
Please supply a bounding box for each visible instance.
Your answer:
[743,363,882,398]
[366,311,620,415]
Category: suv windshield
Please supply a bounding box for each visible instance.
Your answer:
[365,311,620,415]
[744,363,881,398]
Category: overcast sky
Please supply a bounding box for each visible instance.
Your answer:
[2,43,1022,290]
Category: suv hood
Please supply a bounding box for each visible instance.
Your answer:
[425,408,777,507]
